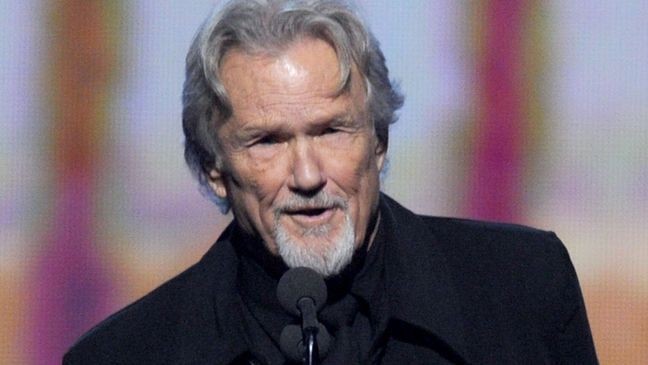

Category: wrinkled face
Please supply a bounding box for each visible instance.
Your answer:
[209,38,386,276]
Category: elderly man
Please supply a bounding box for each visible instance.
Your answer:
[65,0,598,364]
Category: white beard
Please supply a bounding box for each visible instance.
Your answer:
[272,193,355,277]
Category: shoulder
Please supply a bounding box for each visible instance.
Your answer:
[420,215,581,328]
[383,194,577,310]
[417,216,596,361]
[383,195,597,361]
[421,215,574,294]
[64,250,221,363]
[383,193,567,264]
[423,214,567,264]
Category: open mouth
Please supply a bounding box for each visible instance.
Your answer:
[283,206,335,224]
[290,207,329,216]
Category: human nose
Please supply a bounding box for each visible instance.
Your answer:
[288,138,326,193]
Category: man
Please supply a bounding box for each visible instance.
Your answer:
[65,0,598,364]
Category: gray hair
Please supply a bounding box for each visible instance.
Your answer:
[182,0,404,212]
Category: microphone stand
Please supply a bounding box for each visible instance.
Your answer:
[297,297,320,365]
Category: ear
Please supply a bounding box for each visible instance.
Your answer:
[375,139,387,172]
[208,168,228,199]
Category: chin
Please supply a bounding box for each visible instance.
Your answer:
[274,213,356,277]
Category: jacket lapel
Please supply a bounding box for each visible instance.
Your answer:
[174,223,251,363]
[381,194,471,364]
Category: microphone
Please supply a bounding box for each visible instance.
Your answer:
[277,267,331,364]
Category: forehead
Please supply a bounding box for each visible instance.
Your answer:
[218,38,366,126]
[221,39,341,97]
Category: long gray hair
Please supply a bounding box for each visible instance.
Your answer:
[182,0,403,212]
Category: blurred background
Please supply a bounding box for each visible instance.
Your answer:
[1,0,646,363]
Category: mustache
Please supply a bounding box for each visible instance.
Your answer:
[274,191,347,215]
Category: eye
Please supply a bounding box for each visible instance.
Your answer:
[248,133,284,147]
[256,135,278,145]
[323,127,339,135]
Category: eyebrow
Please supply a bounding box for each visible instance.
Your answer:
[235,112,358,136]
[328,114,357,126]
[232,126,275,141]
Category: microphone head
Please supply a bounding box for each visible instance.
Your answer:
[277,267,327,316]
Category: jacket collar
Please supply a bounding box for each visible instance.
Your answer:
[379,194,470,364]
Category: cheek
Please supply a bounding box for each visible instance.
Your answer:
[324,142,381,209]
[226,157,285,236]
[229,152,287,206]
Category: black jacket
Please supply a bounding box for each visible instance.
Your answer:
[64,194,598,364]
